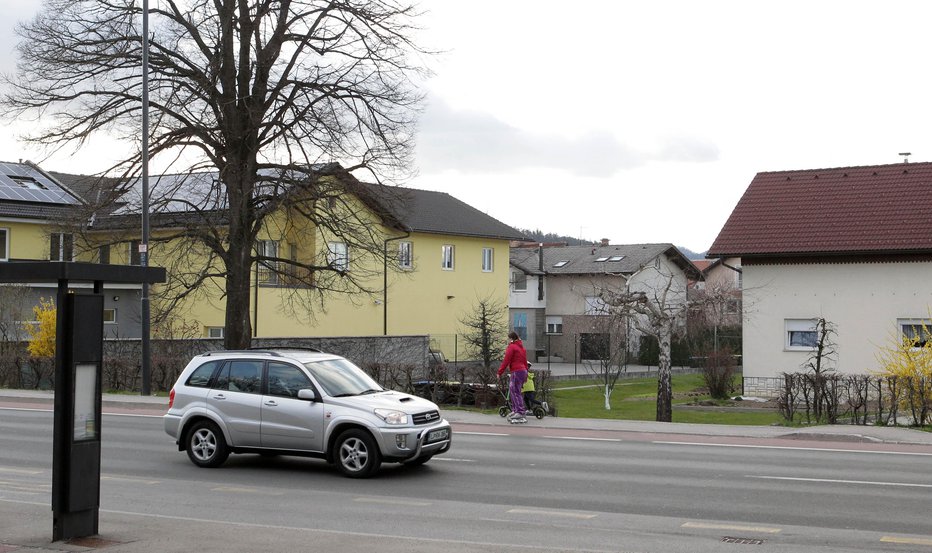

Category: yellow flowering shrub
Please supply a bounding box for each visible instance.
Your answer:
[24,297,56,358]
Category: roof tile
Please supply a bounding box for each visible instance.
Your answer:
[708,162,932,256]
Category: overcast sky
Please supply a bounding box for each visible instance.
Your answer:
[3,1,932,252]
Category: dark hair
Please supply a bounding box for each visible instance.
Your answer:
[508,331,519,341]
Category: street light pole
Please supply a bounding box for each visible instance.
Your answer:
[140,0,151,395]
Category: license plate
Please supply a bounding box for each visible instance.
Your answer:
[426,428,449,443]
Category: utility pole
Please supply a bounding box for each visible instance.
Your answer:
[140,0,152,395]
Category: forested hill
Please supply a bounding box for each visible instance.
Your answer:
[517,229,706,260]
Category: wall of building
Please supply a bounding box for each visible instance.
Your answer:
[158,229,512,342]
[1,220,50,260]
[742,260,932,380]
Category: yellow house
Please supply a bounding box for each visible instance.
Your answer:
[47,166,523,346]
[0,161,143,339]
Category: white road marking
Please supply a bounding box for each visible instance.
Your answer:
[542,436,622,442]
[101,475,159,485]
[681,521,781,534]
[881,536,932,546]
[508,508,598,519]
[211,486,284,495]
[431,457,475,462]
[454,431,510,436]
[0,467,43,475]
[354,497,432,507]
[654,440,932,456]
[747,475,932,489]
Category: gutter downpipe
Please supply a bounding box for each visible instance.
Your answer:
[383,232,410,335]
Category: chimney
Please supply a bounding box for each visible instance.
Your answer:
[600,238,609,247]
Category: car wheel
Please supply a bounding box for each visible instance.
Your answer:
[335,429,381,478]
[186,420,230,468]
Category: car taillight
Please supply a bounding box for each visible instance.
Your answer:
[168,388,175,409]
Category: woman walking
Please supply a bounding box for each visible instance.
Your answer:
[498,331,529,423]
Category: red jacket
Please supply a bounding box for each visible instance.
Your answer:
[498,339,528,376]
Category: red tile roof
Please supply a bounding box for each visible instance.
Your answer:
[708,162,932,257]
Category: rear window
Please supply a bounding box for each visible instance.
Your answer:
[214,360,262,394]
[185,361,222,388]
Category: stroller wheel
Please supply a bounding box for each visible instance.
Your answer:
[498,406,509,418]
[533,406,545,419]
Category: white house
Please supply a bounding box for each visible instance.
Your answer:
[708,161,932,395]
[510,241,700,363]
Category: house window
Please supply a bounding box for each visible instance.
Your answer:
[257,240,280,284]
[726,299,740,314]
[0,228,8,261]
[103,308,116,324]
[899,319,932,348]
[585,296,609,316]
[546,316,563,335]
[98,244,110,264]
[786,319,818,350]
[735,266,743,290]
[10,175,48,190]
[513,312,528,340]
[129,240,141,265]
[482,247,493,272]
[441,245,454,270]
[553,260,569,268]
[398,241,413,269]
[512,271,527,292]
[207,327,225,339]
[327,241,348,271]
[50,233,74,261]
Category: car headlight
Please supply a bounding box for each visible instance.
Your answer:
[374,408,409,425]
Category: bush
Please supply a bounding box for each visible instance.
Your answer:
[701,348,737,399]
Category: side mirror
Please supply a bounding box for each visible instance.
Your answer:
[297,388,318,402]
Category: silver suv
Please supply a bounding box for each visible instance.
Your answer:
[163,349,452,477]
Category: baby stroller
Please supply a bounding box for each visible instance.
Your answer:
[498,373,546,421]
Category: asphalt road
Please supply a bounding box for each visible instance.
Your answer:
[2,406,932,552]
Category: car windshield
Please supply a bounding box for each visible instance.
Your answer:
[304,358,384,397]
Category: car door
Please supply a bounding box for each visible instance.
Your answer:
[207,360,263,447]
[260,361,325,452]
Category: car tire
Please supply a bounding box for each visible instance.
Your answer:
[334,429,381,478]
[185,420,230,468]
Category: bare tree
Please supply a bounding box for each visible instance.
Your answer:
[3,0,430,348]
[457,295,508,407]
[575,299,628,410]
[458,295,508,372]
[599,266,688,422]
[804,318,838,422]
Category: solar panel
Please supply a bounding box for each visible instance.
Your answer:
[0,162,81,205]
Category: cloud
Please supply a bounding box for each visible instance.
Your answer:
[415,97,718,177]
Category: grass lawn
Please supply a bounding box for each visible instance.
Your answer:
[549,373,784,426]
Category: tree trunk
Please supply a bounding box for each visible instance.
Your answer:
[222,165,256,350]
[604,384,612,410]
[656,324,673,422]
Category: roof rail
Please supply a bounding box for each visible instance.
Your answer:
[201,350,283,357]
[250,346,325,353]
[200,347,326,357]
